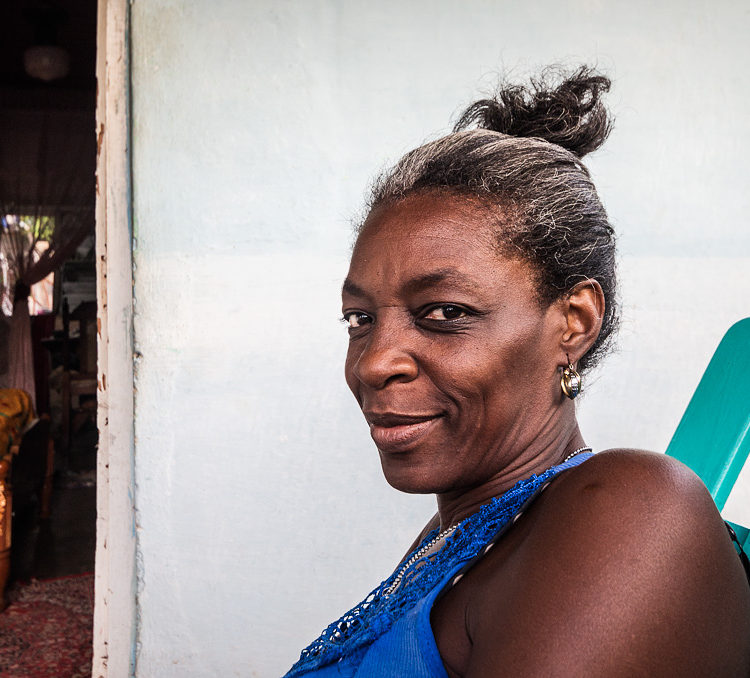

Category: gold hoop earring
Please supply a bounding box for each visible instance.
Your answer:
[561,362,582,399]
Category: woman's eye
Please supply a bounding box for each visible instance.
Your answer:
[343,312,372,329]
[423,305,467,321]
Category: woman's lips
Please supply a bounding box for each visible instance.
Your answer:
[367,414,441,453]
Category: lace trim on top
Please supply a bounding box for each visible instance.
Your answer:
[284,453,592,677]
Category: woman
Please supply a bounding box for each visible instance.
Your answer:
[285,67,750,677]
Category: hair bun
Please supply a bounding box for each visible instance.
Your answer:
[454,65,613,158]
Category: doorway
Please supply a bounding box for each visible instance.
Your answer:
[0,1,135,676]
[0,0,100,673]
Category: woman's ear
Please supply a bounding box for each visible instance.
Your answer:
[558,280,605,366]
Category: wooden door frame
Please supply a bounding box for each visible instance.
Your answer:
[94,0,136,675]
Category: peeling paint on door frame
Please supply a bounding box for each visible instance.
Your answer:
[93,1,137,676]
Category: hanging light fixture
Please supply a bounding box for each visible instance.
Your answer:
[24,46,70,82]
[23,4,70,82]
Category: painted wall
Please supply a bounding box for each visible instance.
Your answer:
[130,1,750,675]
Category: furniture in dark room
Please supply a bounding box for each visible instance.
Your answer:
[0,412,54,608]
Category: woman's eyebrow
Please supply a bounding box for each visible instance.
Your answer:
[342,278,368,298]
[401,268,481,294]
[342,269,481,299]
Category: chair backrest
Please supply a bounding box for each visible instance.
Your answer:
[665,318,750,549]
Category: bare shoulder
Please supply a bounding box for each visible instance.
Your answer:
[533,449,749,609]
[550,447,720,518]
[464,450,750,677]
[519,449,733,571]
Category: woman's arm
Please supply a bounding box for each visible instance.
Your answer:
[462,451,750,677]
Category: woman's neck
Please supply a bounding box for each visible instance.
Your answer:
[435,421,586,530]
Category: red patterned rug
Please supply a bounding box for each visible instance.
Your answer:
[0,574,94,678]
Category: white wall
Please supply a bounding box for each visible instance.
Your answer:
[129,1,750,675]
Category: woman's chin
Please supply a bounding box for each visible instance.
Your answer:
[379,455,454,495]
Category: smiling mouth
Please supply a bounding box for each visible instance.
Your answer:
[366,413,441,453]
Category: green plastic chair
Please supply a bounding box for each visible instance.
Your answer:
[665,317,750,554]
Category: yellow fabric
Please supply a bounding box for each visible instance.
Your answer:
[0,388,35,456]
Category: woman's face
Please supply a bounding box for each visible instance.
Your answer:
[342,193,568,494]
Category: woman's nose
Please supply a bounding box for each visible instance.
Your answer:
[351,322,418,390]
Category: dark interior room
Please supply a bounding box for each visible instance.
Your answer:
[1,0,98,673]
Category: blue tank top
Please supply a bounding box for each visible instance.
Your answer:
[285,453,593,677]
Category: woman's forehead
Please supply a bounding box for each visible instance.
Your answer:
[362,193,496,238]
[355,195,498,258]
[345,197,535,301]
